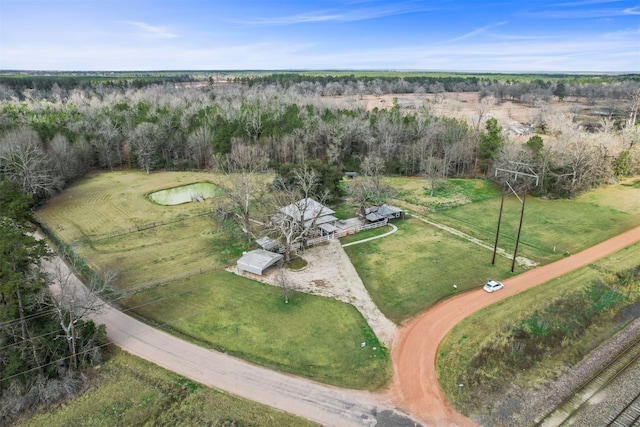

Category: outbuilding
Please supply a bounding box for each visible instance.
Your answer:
[364,204,403,223]
[237,249,284,275]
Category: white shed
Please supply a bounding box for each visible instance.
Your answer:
[237,249,284,275]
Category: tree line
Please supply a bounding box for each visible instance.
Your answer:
[0,181,108,423]
[0,75,638,203]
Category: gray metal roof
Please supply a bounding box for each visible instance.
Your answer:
[237,250,283,275]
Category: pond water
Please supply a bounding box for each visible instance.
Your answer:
[148,182,218,206]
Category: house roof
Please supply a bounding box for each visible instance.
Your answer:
[318,223,339,233]
[365,212,385,222]
[256,236,279,251]
[377,204,402,217]
[237,249,283,275]
[365,204,402,216]
[280,198,335,222]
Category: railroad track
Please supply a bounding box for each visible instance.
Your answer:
[605,391,640,427]
[534,336,640,427]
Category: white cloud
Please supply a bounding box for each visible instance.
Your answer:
[247,3,434,25]
[440,21,508,44]
[124,21,178,39]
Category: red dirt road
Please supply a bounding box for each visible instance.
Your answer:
[390,225,640,427]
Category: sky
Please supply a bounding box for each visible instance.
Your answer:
[0,0,638,72]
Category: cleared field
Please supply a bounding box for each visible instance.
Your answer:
[123,270,391,389]
[437,240,640,416]
[15,349,318,427]
[345,217,518,323]
[38,170,220,241]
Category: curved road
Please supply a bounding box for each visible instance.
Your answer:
[44,225,640,426]
[390,225,640,426]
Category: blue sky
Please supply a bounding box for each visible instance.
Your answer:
[0,0,638,72]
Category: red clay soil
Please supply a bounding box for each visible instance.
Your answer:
[389,225,640,427]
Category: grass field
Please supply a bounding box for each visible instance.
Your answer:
[345,218,518,323]
[37,170,391,390]
[15,349,318,427]
[386,177,500,213]
[437,241,640,413]
[429,180,640,264]
[345,177,640,322]
[38,171,219,241]
[124,270,390,389]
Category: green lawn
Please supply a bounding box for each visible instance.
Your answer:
[15,350,318,427]
[437,241,640,414]
[124,271,390,389]
[345,218,518,323]
[78,215,243,290]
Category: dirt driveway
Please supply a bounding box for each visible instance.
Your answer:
[234,238,398,346]
[389,225,640,426]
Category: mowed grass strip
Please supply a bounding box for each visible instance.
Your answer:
[37,170,220,241]
[345,218,518,323]
[437,241,640,408]
[15,349,318,427]
[123,270,391,390]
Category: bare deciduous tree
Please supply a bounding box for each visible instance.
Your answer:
[270,165,329,262]
[41,257,106,369]
[0,127,61,197]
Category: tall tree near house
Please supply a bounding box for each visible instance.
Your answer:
[270,165,330,262]
[360,155,386,200]
[214,142,270,237]
[478,117,504,173]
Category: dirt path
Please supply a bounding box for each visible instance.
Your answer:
[389,225,640,427]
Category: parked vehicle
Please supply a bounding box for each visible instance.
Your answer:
[483,279,504,293]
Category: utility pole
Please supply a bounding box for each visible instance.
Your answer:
[511,191,526,273]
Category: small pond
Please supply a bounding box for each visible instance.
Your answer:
[148,182,218,206]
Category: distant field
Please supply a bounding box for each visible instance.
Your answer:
[15,349,318,427]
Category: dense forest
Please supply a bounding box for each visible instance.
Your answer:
[1,72,638,202]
